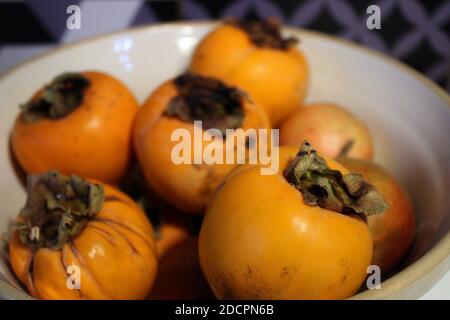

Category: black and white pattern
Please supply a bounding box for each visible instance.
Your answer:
[0,0,449,91]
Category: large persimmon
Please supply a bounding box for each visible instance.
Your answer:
[9,171,157,300]
[190,18,309,126]
[199,143,388,299]
[133,73,270,214]
[11,71,138,184]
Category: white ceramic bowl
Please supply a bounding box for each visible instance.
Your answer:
[0,22,449,300]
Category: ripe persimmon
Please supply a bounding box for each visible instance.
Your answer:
[190,18,309,126]
[133,73,270,214]
[338,158,415,273]
[9,171,158,300]
[280,103,374,160]
[199,142,388,299]
[148,205,213,299]
[11,71,138,185]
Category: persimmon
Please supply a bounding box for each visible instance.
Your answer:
[199,142,388,299]
[11,71,138,185]
[190,18,309,126]
[133,73,270,214]
[280,103,374,159]
[147,204,213,300]
[9,171,157,300]
[338,158,415,274]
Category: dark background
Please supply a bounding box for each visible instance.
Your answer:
[0,0,449,91]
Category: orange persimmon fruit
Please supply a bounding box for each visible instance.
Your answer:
[9,171,157,300]
[190,18,309,126]
[280,103,374,159]
[338,158,415,273]
[133,73,270,214]
[199,142,388,299]
[11,71,138,185]
[148,203,213,299]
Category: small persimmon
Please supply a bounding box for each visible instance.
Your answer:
[9,171,158,300]
[199,143,388,299]
[338,158,415,273]
[133,73,270,214]
[280,103,374,159]
[190,18,309,126]
[147,204,213,300]
[11,71,138,185]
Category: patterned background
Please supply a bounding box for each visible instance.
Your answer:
[0,0,449,91]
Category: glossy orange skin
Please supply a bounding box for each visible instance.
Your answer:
[11,71,138,185]
[199,146,373,299]
[9,183,158,300]
[133,79,270,214]
[339,158,415,274]
[148,207,213,300]
[280,103,374,160]
[190,24,309,126]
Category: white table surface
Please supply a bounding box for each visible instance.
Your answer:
[420,270,450,300]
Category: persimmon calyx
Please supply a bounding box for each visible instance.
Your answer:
[284,141,389,220]
[228,17,298,50]
[20,73,90,123]
[165,73,245,135]
[14,171,104,251]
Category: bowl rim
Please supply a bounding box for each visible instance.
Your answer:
[0,20,449,300]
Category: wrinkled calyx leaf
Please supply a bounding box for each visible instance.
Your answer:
[284,142,388,220]
[229,17,298,50]
[15,171,104,250]
[20,73,90,123]
[165,73,245,136]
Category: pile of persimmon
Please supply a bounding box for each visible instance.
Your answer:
[6,17,416,301]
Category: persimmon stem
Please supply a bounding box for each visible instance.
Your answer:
[20,73,90,123]
[229,17,298,50]
[14,171,104,251]
[284,141,388,220]
[164,73,245,136]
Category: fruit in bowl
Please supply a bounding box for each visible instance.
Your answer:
[133,72,270,214]
[280,103,374,160]
[148,206,213,300]
[190,18,309,126]
[0,21,449,301]
[199,142,388,299]
[338,158,416,274]
[8,171,158,300]
[11,71,138,185]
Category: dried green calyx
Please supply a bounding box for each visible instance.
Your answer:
[284,142,388,220]
[165,73,245,136]
[20,73,90,123]
[230,17,298,50]
[14,171,104,251]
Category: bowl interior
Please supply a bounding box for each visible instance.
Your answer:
[1,22,450,299]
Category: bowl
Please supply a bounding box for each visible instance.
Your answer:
[0,21,449,300]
